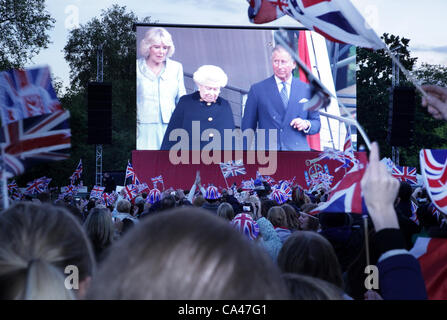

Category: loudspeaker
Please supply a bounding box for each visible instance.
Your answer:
[387,86,415,147]
[87,82,112,144]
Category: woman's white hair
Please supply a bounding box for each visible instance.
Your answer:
[193,65,228,88]
[139,27,175,58]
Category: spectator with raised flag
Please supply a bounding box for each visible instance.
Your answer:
[361,142,427,299]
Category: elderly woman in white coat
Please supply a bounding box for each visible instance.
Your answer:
[137,27,186,150]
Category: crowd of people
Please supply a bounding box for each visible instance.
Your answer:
[1,24,447,300]
[0,140,446,300]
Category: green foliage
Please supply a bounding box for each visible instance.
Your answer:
[16,5,149,189]
[0,0,55,70]
[357,33,446,168]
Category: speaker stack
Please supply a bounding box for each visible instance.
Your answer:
[387,86,416,147]
[87,82,112,144]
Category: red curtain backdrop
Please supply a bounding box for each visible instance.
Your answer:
[132,150,367,190]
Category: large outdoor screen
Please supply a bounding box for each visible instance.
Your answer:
[135,24,356,152]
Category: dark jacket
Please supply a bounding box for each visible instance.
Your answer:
[242,76,320,151]
[161,91,235,150]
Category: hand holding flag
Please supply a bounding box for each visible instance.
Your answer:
[360,142,400,231]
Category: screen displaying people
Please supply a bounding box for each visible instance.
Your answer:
[136,25,355,152]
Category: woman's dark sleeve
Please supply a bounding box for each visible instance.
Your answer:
[374,228,427,300]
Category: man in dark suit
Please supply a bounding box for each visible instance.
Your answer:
[242,45,321,151]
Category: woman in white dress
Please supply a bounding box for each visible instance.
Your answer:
[137,27,186,150]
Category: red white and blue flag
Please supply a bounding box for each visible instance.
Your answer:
[7,180,18,192]
[391,165,418,186]
[0,66,64,126]
[0,110,71,177]
[247,0,385,50]
[220,159,246,178]
[125,161,140,185]
[151,175,164,187]
[410,237,447,299]
[410,201,420,226]
[90,185,105,199]
[62,184,78,196]
[70,159,82,184]
[420,149,447,215]
[309,166,367,215]
[25,177,52,195]
[241,179,255,191]
[102,192,117,207]
[137,182,150,194]
[123,184,138,201]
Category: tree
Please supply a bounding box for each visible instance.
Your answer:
[0,0,55,70]
[357,33,446,167]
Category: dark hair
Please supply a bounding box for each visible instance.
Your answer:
[267,206,287,228]
[83,207,114,262]
[261,200,277,218]
[86,207,289,299]
[281,204,300,230]
[278,231,344,289]
[281,273,344,300]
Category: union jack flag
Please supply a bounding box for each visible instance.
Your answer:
[25,177,52,195]
[309,166,367,215]
[151,175,164,187]
[70,159,82,183]
[303,78,331,112]
[125,161,140,185]
[62,184,78,196]
[137,182,150,194]
[420,149,447,215]
[0,109,71,177]
[123,184,138,201]
[344,129,354,154]
[0,66,64,126]
[7,180,18,192]
[391,165,418,186]
[410,201,420,226]
[220,160,246,178]
[247,0,385,50]
[102,192,117,207]
[241,179,255,191]
[90,185,105,199]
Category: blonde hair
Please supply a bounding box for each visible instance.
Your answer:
[139,27,175,58]
[0,203,95,299]
[217,202,235,221]
[116,199,131,213]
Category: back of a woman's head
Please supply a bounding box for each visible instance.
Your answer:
[83,207,114,250]
[267,206,287,228]
[281,204,300,230]
[277,231,343,289]
[87,207,288,299]
[217,202,235,221]
[0,202,95,299]
[281,273,344,300]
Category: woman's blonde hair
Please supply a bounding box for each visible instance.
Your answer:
[217,202,235,221]
[0,203,95,299]
[139,27,175,58]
